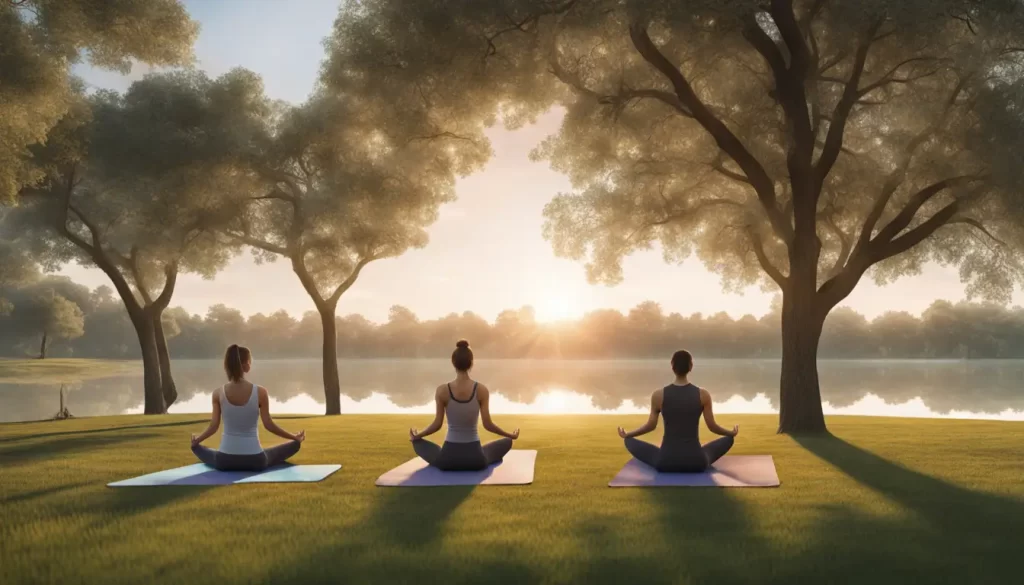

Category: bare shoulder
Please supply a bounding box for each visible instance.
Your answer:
[257,385,269,397]
[651,387,664,406]
[476,383,490,397]
[699,387,712,402]
[435,384,447,398]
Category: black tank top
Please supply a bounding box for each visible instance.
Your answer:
[657,383,709,471]
[661,383,702,442]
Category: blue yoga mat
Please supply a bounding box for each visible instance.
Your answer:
[107,463,342,486]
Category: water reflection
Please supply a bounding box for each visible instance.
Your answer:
[2,359,1024,423]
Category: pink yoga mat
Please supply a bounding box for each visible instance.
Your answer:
[608,455,780,487]
[375,450,537,486]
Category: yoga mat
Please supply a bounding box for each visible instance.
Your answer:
[608,455,779,487]
[107,463,341,486]
[376,450,537,487]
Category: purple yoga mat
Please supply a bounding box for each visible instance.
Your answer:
[375,450,537,486]
[608,455,780,487]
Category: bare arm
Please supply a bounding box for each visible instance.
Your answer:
[479,385,519,440]
[618,390,661,438]
[410,386,446,440]
[259,387,305,442]
[700,388,739,437]
[191,391,222,445]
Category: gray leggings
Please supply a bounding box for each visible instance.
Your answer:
[412,437,513,471]
[191,441,301,472]
[625,435,734,473]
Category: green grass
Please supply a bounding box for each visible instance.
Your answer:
[0,358,137,384]
[1,414,1022,585]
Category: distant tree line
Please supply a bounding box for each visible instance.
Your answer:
[2,275,1022,361]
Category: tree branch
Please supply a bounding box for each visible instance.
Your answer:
[128,246,154,305]
[850,80,969,260]
[223,230,290,256]
[746,226,787,287]
[821,213,853,279]
[406,131,478,145]
[152,262,178,311]
[327,255,378,305]
[871,199,960,262]
[814,21,881,191]
[871,175,981,246]
[948,217,1006,247]
[744,5,815,184]
[628,22,792,242]
[548,56,693,118]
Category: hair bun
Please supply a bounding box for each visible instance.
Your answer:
[455,339,470,349]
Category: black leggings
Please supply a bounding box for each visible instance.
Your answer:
[191,441,301,472]
[624,435,734,473]
[412,438,513,471]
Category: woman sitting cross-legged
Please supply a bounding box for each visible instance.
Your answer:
[190,344,305,471]
[617,349,738,473]
[409,339,519,471]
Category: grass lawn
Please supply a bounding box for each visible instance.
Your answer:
[0,358,137,384]
[1,414,1022,585]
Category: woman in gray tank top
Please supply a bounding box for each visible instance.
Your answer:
[409,340,519,471]
[190,345,306,471]
[617,350,738,472]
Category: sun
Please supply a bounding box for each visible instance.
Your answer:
[534,290,583,323]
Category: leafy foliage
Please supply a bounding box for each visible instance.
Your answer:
[0,0,197,203]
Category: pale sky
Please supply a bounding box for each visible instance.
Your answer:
[62,0,1023,325]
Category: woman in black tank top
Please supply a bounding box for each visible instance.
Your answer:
[616,350,738,472]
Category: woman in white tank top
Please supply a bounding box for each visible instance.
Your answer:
[409,340,520,471]
[190,344,306,471]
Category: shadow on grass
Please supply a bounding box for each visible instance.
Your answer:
[261,485,540,583]
[0,432,161,467]
[0,419,208,444]
[792,433,1024,584]
[1,481,93,505]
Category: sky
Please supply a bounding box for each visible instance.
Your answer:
[62,0,1023,325]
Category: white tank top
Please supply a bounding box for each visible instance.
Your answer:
[218,383,263,455]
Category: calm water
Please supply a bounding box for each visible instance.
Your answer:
[2,359,1024,423]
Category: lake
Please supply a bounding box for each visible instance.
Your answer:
[2,358,1024,424]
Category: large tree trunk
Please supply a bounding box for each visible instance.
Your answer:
[152,311,178,407]
[132,315,166,414]
[38,332,48,359]
[319,303,342,415]
[777,287,828,434]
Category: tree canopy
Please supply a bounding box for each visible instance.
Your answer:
[0,0,197,203]
[327,0,1024,432]
[229,63,491,413]
[8,69,270,412]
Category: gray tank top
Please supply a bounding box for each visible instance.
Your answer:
[661,383,703,442]
[445,382,481,443]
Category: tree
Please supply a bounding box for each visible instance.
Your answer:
[0,277,85,357]
[228,85,489,415]
[330,0,1024,432]
[10,70,268,413]
[0,0,197,203]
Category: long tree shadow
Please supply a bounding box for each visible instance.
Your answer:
[0,432,161,467]
[258,484,543,583]
[644,487,775,585]
[794,433,1024,583]
[0,419,208,444]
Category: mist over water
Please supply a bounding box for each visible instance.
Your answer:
[2,359,1024,423]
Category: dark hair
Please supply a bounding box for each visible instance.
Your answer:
[224,344,252,382]
[451,339,473,372]
[671,349,693,376]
